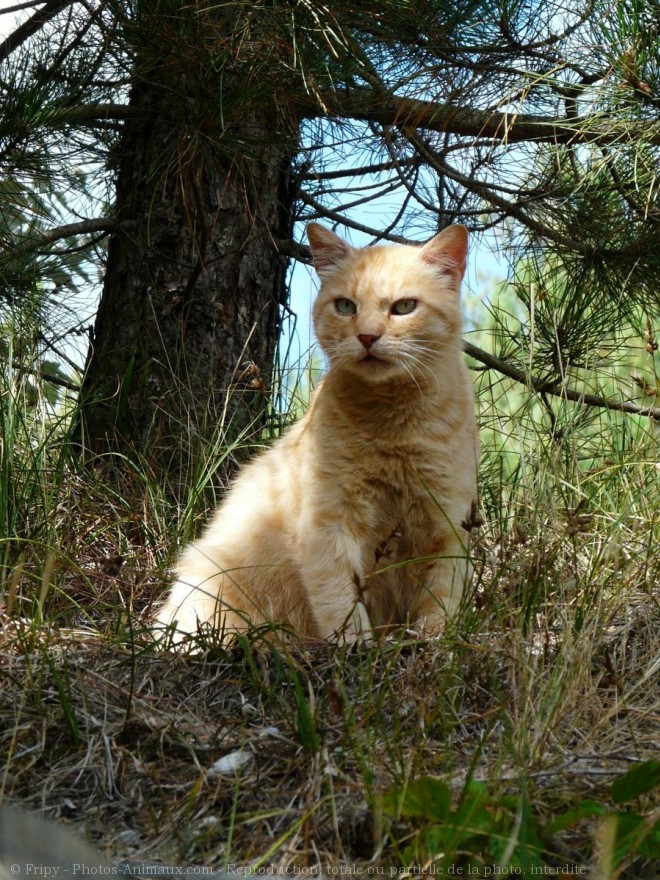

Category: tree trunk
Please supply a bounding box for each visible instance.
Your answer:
[76,2,297,485]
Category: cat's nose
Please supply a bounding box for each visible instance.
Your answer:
[357,334,380,350]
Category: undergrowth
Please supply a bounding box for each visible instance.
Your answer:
[0,328,658,877]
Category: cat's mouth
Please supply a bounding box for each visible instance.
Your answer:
[360,353,388,365]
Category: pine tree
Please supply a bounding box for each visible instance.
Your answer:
[1,0,658,481]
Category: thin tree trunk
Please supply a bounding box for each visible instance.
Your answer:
[76,3,297,485]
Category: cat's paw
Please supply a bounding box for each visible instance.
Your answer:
[338,601,373,644]
[416,611,448,639]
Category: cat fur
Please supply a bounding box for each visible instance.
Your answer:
[155,223,479,644]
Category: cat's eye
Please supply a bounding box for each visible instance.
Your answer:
[391,298,417,316]
[334,298,357,316]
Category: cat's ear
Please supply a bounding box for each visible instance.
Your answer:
[420,224,468,286]
[307,223,353,275]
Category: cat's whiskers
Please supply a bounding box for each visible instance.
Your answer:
[408,337,455,369]
[396,355,425,395]
[406,338,452,358]
[397,344,441,390]
[322,341,353,370]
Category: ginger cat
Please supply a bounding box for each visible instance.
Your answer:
[156,224,479,644]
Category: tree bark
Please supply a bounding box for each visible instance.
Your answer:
[75,3,297,483]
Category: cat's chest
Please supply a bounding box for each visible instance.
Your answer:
[347,464,441,570]
[347,444,445,523]
[354,438,444,490]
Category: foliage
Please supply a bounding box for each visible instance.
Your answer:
[0,298,76,582]
[381,765,660,874]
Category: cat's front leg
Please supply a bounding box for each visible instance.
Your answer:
[414,539,471,636]
[325,596,372,644]
[299,527,372,642]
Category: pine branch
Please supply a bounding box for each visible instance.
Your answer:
[403,129,578,251]
[297,190,410,243]
[300,156,418,181]
[36,366,79,392]
[10,359,80,392]
[37,330,84,377]
[297,88,660,148]
[49,102,139,125]
[1,1,51,13]
[6,218,118,255]
[463,340,660,422]
[0,0,75,63]
[276,239,311,263]
[59,90,660,153]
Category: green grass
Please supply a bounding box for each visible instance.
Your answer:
[0,324,658,876]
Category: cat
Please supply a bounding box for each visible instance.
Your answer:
[155,223,479,644]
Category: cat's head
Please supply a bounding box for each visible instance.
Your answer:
[308,224,468,386]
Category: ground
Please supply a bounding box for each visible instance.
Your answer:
[1,521,658,876]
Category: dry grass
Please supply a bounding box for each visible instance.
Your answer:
[1,510,658,875]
